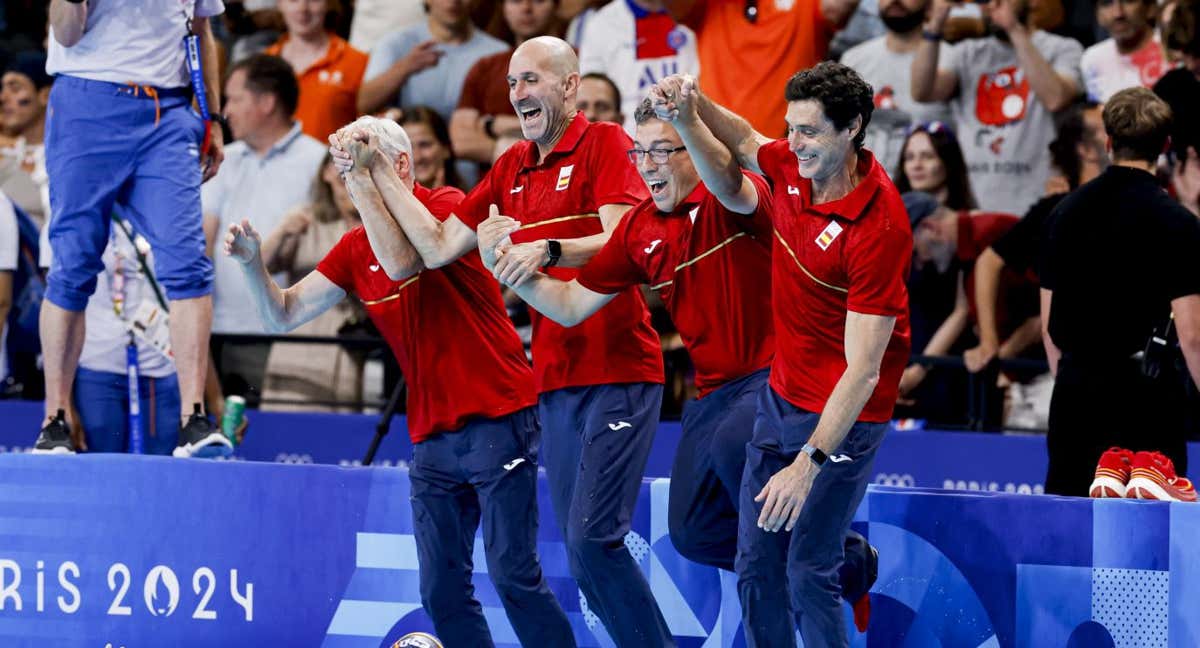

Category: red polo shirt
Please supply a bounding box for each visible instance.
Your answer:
[316,184,537,443]
[956,211,1038,337]
[577,173,775,397]
[456,112,664,393]
[757,141,912,422]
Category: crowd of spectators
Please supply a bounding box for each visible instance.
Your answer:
[2,0,1199,431]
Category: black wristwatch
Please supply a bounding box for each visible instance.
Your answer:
[801,443,828,468]
[545,239,562,268]
[482,115,497,139]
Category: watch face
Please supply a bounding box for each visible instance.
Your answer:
[548,240,562,257]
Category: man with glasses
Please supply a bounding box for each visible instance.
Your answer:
[478,96,879,623]
[650,63,910,646]
[332,36,672,647]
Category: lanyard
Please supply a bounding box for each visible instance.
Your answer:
[126,338,144,454]
[183,5,214,156]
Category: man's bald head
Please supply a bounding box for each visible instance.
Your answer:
[512,36,579,79]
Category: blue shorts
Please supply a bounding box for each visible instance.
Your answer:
[45,75,213,311]
[73,366,180,455]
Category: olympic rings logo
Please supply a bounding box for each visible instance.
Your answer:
[873,473,916,487]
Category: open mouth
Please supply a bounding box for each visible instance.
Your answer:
[797,153,816,163]
[519,106,543,125]
[647,179,669,196]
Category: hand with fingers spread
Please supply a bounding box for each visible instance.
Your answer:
[224,219,263,265]
[493,240,549,287]
[755,456,819,533]
[478,204,520,271]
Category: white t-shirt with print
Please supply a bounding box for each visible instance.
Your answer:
[941,32,1083,215]
[1080,36,1169,103]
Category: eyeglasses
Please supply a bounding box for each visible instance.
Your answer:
[626,146,687,164]
[906,121,955,137]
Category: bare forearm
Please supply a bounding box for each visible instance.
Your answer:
[357,65,409,114]
[805,364,881,456]
[675,114,749,209]
[974,249,1005,348]
[510,274,610,327]
[345,171,424,280]
[1000,316,1042,358]
[50,0,88,47]
[197,17,221,112]
[555,232,610,267]
[240,256,292,333]
[1040,288,1061,375]
[696,93,765,174]
[924,305,968,357]
[369,163,462,267]
[1009,27,1075,111]
[911,41,943,102]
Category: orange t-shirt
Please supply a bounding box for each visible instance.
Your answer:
[683,0,834,137]
[266,34,368,142]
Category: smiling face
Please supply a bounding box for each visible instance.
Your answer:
[507,45,576,145]
[902,131,948,195]
[633,119,699,212]
[785,99,857,182]
[577,76,621,124]
[279,0,328,39]
[404,121,449,187]
[504,0,557,41]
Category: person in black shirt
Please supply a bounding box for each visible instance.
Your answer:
[1039,87,1200,496]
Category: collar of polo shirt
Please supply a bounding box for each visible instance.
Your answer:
[519,112,590,170]
[806,150,882,222]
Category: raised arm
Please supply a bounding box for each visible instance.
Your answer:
[338,137,427,280]
[50,0,88,47]
[687,87,772,176]
[224,220,347,333]
[912,0,959,103]
[369,163,477,268]
[756,310,897,533]
[653,75,761,213]
[995,0,1079,112]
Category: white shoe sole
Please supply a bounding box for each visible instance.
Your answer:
[1089,475,1127,498]
[173,432,233,459]
[30,446,75,455]
[1126,476,1193,502]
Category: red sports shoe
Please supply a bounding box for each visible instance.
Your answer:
[1090,447,1135,498]
[1126,451,1198,502]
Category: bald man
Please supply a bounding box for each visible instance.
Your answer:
[333,36,673,647]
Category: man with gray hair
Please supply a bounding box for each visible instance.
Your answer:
[229,115,575,647]
[333,35,671,647]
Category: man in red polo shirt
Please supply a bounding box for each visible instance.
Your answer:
[228,115,575,648]
[653,64,911,647]
[332,36,671,647]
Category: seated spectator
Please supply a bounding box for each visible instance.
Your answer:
[904,192,1038,428]
[665,0,858,136]
[576,72,624,125]
[357,0,508,119]
[41,213,180,454]
[452,0,560,166]
[203,54,327,405]
[578,0,698,134]
[894,121,976,210]
[0,50,51,226]
[401,105,466,189]
[966,102,1108,428]
[893,125,975,423]
[266,0,369,142]
[1080,0,1168,102]
[841,0,953,175]
[260,156,366,411]
[913,0,1084,215]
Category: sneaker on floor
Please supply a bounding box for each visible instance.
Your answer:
[1089,447,1135,498]
[32,409,75,455]
[1126,451,1197,502]
[172,404,233,459]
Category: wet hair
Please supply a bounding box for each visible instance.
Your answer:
[783,62,874,149]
